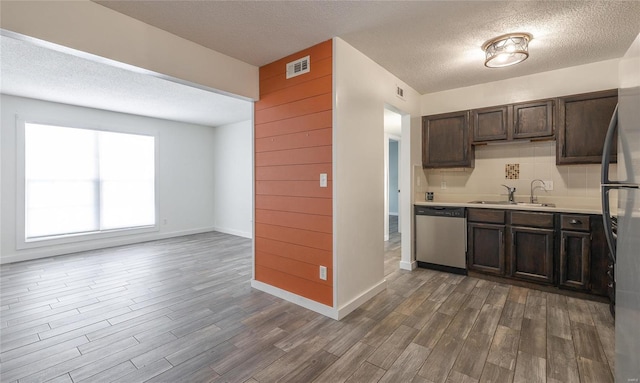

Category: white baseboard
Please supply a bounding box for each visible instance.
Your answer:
[336,279,387,319]
[1,226,220,264]
[251,279,388,321]
[251,279,339,319]
[399,260,417,271]
[212,226,252,239]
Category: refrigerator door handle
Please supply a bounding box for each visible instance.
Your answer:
[601,185,616,262]
[601,105,618,262]
[601,104,618,185]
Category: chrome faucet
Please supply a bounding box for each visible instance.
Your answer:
[501,184,516,203]
[530,179,546,203]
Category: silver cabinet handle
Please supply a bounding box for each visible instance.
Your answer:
[570,219,582,225]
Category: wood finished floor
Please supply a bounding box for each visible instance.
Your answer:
[0,231,614,383]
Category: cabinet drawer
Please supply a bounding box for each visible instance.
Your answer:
[468,208,505,224]
[510,211,554,228]
[561,214,590,231]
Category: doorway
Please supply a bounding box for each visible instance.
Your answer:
[388,139,400,234]
[384,108,402,243]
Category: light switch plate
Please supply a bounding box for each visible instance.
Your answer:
[320,173,328,188]
[543,180,554,190]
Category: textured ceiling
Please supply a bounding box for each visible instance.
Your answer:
[3,1,639,126]
[94,0,640,94]
[0,36,251,127]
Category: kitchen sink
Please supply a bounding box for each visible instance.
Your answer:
[469,200,555,207]
[514,202,556,207]
[469,200,511,205]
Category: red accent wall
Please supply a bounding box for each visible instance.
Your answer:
[254,40,333,306]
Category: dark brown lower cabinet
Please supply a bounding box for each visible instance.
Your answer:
[607,263,615,317]
[465,209,610,298]
[467,223,505,275]
[509,226,554,284]
[559,214,610,295]
[588,218,611,297]
[559,231,591,290]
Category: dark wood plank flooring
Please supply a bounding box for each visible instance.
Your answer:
[0,231,614,382]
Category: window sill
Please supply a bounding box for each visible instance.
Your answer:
[17,225,159,250]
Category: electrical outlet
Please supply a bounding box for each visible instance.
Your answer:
[320,173,327,188]
[543,180,554,190]
[319,266,327,281]
[163,218,168,225]
[441,181,447,189]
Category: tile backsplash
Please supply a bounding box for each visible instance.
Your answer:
[415,141,615,209]
[505,163,520,180]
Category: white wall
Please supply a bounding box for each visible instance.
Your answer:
[418,59,621,210]
[1,95,222,263]
[0,0,258,100]
[333,38,421,316]
[211,120,253,238]
[421,59,619,115]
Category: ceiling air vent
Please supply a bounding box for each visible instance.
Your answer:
[286,55,310,79]
[396,85,405,100]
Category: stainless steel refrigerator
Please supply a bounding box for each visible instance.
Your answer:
[601,32,640,382]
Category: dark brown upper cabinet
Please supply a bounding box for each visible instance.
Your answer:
[513,100,555,139]
[556,89,618,165]
[471,106,510,142]
[471,100,554,144]
[422,111,473,168]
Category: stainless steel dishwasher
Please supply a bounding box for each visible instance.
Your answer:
[415,205,467,275]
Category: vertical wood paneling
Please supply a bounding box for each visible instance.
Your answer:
[254,40,333,307]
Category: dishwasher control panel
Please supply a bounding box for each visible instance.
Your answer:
[415,206,465,218]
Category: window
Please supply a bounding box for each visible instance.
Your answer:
[24,123,156,240]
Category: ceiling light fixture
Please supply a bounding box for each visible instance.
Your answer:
[482,33,533,68]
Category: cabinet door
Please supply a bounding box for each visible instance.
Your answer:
[556,89,618,164]
[589,217,612,296]
[422,111,473,168]
[559,231,591,290]
[509,226,554,283]
[468,222,505,275]
[512,100,554,139]
[472,106,510,142]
